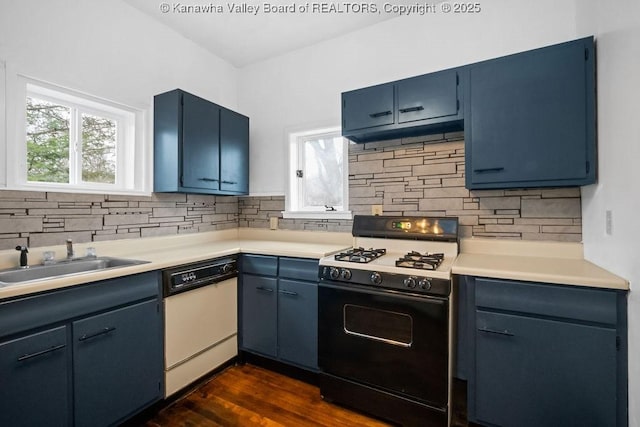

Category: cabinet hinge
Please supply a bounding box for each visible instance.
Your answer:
[456,73,459,85]
[585,48,589,61]
[158,381,162,391]
[457,100,460,111]
[296,170,303,178]
[616,336,621,351]
[586,161,590,174]
[180,175,184,186]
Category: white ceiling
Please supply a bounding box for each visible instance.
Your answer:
[124,0,413,67]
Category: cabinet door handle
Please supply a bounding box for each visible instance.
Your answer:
[199,177,219,182]
[473,167,505,174]
[221,180,237,185]
[78,327,116,342]
[399,106,425,113]
[255,286,274,293]
[368,110,392,118]
[18,344,66,362]
[278,289,298,297]
[478,327,514,337]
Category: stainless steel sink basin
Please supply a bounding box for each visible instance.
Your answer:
[0,257,149,287]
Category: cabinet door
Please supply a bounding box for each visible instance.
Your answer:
[278,279,318,370]
[342,84,395,132]
[182,92,221,190]
[466,37,594,189]
[220,109,249,194]
[397,70,459,124]
[73,300,162,427]
[0,326,69,427]
[474,311,617,427]
[241,275,277,357]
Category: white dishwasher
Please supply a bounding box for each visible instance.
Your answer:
[162,256,238,397]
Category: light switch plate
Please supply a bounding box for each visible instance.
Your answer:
[270,216,278,230]
[371,205,383,216]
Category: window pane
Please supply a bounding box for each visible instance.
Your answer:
[26,97,70,183]
[302,136,343,208]
[81,113,116,184]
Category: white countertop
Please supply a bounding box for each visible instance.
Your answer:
[1,232,629,300]
[452,237,629,290]
[0,228,353,300]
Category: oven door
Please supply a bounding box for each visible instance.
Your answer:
[319,281,449,408]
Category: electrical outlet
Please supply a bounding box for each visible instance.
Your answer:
[371,205,383,216]
[270,216,278,230]
[605,210,612,235]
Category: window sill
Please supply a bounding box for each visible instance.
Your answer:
[282,211,353,220]
[5,183,151,197]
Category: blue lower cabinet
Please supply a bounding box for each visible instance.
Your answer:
[465,276,627,427]
[475,311,616,427]
[241,275,278,357]
[73,299,162,427]
[0,272,162,427]
[239,255,319,371]
[0,326,70,427]
[278,279,318,369]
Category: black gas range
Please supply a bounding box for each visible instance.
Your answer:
[318,215,459,426]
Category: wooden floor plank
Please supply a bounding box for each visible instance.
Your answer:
[144,364,390,427]
[141,363,473,426]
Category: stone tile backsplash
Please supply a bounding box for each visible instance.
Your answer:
[0,191,238,250]
[347,133,582,241]
[0,132,582,249]
[238,132,582,242]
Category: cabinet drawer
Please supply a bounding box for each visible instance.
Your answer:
[0,272,159,339]
[475,278,617,325]
[279,257,319,282]
[242,254,278,276]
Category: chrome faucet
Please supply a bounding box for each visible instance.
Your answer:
[66,239,74,259]
[15,246,29,268]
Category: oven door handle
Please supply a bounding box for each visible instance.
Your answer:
[319,281,448,304]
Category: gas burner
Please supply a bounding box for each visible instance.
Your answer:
[334,247,386,263]
[395,251,445,271]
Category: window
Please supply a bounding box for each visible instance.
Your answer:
[285,127,351,219]
[5,77,148,195]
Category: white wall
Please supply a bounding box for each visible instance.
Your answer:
[0,0,238,157]
[576,1,640,424]
[238,0,578,195]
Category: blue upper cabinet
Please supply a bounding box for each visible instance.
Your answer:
[182,92,221,191]
[465,37,596,189]
[342,83,395,132]
[154,89,250,195]
[220,108,249,194]
[342,69,463,143]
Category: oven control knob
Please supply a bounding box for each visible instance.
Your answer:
[221,263,234,274]
[370,272,382,285]
[329,267,340,280]
[403,277,417,289]
[419,278,432,291]
[340,269,352,280]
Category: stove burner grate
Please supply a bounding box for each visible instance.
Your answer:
[395,251,445,270]
[334,247,386,263]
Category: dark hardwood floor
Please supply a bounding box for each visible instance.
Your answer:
[140,364,472,426]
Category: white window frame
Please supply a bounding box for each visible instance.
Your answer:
[4,75,149,195]
[0,60,6,188]
[284,126,351,220]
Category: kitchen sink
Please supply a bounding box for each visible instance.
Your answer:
[0,257,149,287]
